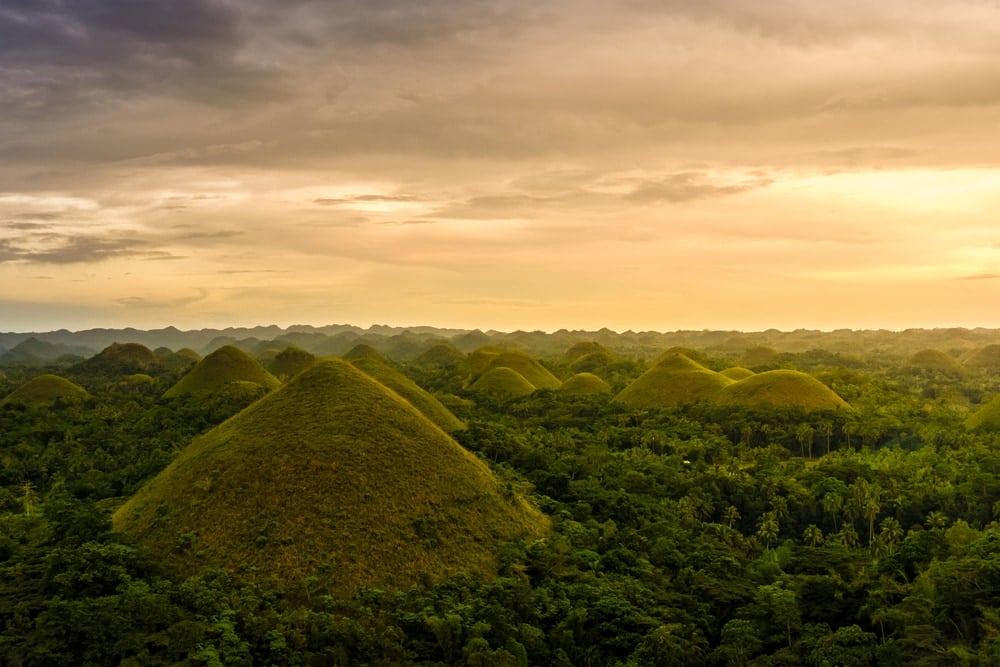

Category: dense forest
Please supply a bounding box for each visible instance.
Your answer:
[4,326,1000,665]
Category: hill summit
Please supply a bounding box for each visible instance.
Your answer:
[163,345,281,399]
[1,374,90,408]
[114,359,547,597]
[615,352,732,408]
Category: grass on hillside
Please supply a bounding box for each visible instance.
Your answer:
[348,354,465,432]
[716,369,849,411]
[908,349,966,376]
[0,374,91,407]
[965,395,1000,432]
[114,359,547,598]
[720,367,755,380]
[164,345,281,398]
[486,351,562,390]
[559,372,612,396]
[470,367,536,401]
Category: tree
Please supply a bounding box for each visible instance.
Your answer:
[796,424,815,458]
[803,524,824,548]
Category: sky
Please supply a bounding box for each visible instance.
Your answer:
[3,0,1000,333]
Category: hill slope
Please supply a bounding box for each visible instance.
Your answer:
[163,345,281,398]
[559,372,612,396]
[907,349,965,376]
[114,359,547,597]
[470,367,537,400]
[965,396,1000,432]
[73,342,161,375]
[485,351,562,390]
[345,347,465,432]
[715,370,849,411]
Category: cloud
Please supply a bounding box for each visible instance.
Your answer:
[626,173,773,204]
[0,231,178,264]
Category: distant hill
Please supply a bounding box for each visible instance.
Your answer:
[266,346,316,381]
[0,337,94,366]
[741,346,780,369]
[965,396,1000,432]
[164,345,281,399]
[412,343,466,370]
[720,367,755,380]
[907,349,965,376]
[1,374,90,408]
[484,351,561,390]
[715,370,849,411]
[559,372,612,396]
[963,344,1000,373]
[615,353,733,408]
[114,359,547,597]
[72,342,161,376]
[344,345,464,432]
[470,367,536,401]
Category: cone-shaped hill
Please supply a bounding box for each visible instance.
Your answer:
[73,342,161,375]
[559,372,612,396]
[560,342,612,366]
[966,396,1000,432]
[907,349,965,376]
[1,374,90,408]
[468,346,504,377]
[266,346,316,381]
[963,344,1000,373]
[721,367,755,381]
[470,367,536,400]
[164,345,281,399]
[344,345,464,432]
[114,359,547,597]
[615,353,733,408]
[155,347,201,371]
[484,351,561,390]
[413,343,466,369]
[715,370,849,411]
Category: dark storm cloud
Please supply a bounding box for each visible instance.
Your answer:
[0,0,281,117]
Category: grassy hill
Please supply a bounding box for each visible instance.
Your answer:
[963,344,1000,373]
[560,342,611,366]
[965,396,1000,432]
[413,343,466,369]
[741,346,780,368]
[720,367,755,380]
[485,351,561,390]
[615,353,732,408]
[266,346,316,381]
[715,370,849,411]
[114,359,547,598]
[345,347,465,432]
[559,372,612,396]
[73,342,161,375]
[1,374,90,407]
[467,346,504,377]
[907,349,966,376]
[164,345,281,399]
[469,367,536,401]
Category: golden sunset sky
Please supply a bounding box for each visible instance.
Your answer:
[3,1,1000,332]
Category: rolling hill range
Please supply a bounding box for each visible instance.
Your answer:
[164,345,282,399]
[113,359,547,597]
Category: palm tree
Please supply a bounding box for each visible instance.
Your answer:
[878,517,904,556]
[724,505,741,530]
[803,524,824,547]
[796,424,815,458]
[822,492,843,532]
[756,512,779,549]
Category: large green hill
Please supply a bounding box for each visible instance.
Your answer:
[615,353,732,408]
[965,396,1000,432]
[266,346,316,381]
[0,374,91,408]
[963,344,1000,373]
[907,349,966,376]
[559,372,612,396]
[485,351,562,390]
[73,342,161,375]
[163,345,281,399]
[469,367,537,401]
[114,359,547,597]
[715,370,849,411]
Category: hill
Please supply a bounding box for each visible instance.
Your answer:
[266,346,316,381]
[73,342,161,375]
[113,359,547,597]
[485,351,561,390]
[412,343,466,369]
[715,370,849,411]
[720,367,755,380]
[559,372,612,396]
[345,345,465,432]
[963,344,1000,373]
[965,396,1000,432]
[615,353,732,408]
[163,345,281,399]
[560,341,611,366]
[907,349,965,376]
[1,374,90,408]
[469,367,537,400]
